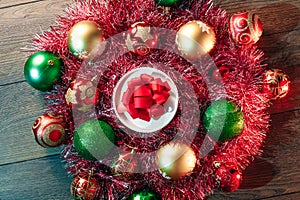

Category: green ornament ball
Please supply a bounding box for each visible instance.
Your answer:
[155,0,182,7]
[73,120,115,161]
[24,51,63,91]
[129,189,161,200]
[203,100,244,142]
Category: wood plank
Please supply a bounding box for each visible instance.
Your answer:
[0,83,298,198]
[218,0,300,39]
[0,0,299,199]
[219,0,300,114]
[0,155,72,200]
[0,0,298,114]
[208,110,300,199]
[217,0,300,21]
[262,192,300,200]
[0,0,44,10]
[0,82,60,165]
[0,0,70,86]
[0,109,299,199]
[0,0,299,89]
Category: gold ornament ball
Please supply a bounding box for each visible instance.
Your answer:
[68,20,104,59]
[156,142,197,180]
[176,21,216,60]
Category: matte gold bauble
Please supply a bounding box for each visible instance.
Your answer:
[176,20,216,60]
[156,142,197,180]
[68,20,104,59]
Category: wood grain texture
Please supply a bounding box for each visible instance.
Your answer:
[0,110,299,200]
[221,0,300,115]
[208,110,300,199]
[262,193,300,200]
[0,0,298,112]
[0,155,72,200]
[0,82,60,165]
[0,0,43,9]
[0,0,299,199]
[0,0,69,86]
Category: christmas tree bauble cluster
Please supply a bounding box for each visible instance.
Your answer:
[24,0,291,199]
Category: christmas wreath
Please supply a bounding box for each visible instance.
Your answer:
[24,0,291,199]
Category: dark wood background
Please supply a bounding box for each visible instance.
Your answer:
[0,0,299,199]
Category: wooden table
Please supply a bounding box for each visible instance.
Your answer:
[0,0,299,199]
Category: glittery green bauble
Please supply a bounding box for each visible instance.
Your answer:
[203,100,244,142]
[129,189,161,200]
[155,0,182,7]
[73,120,115,160]
[24,51,63,91]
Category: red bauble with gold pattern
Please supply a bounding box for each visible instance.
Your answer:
[71,175,100,200]
[32,114,66,148]
[125,22,158,56]
[65,79,97,112]
[215,164,242,192]
[111,151,138,179]
[262,69,290,100]
[230,11,263,45]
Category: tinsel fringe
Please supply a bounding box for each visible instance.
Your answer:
[29,0,270,199]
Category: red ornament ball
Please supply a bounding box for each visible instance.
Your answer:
[230,11,263,45]
[215,164,242,192]
[65,79,97,112]
[125,22,158,56]
[71,175,100,200]
[212,66,231,82]
[111,151,138,179]
[32,114,66,148]
[262,69,290,100]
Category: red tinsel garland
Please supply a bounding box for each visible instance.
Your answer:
[28,0,270,199]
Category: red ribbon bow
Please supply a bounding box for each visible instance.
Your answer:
[118,74,171,122]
